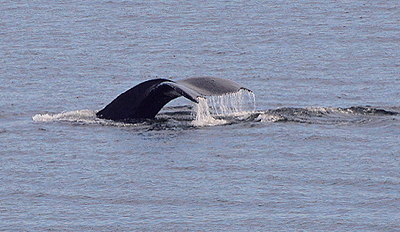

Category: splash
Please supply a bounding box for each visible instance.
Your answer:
[32,90,257,127]
[32,109,97,122]
[191,97,227,126]
[208,89,256,116]
[191,89,256,126]
[32,110,130,126]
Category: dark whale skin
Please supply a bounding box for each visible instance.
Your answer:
[96,77,250,121]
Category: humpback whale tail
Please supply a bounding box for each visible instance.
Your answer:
[96,77,251,121]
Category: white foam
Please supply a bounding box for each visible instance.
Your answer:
[256,113,285,123]
[32,109,96,122]
[33,109,140,127]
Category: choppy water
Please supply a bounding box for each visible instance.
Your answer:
[1,0,400,231]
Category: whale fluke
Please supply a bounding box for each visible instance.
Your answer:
[96,77,251,121]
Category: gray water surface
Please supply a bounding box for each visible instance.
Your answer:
[1,1,400,231]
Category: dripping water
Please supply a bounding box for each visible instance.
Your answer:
[191,89,256,126]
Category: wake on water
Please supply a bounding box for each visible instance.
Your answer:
[33,90,399,128]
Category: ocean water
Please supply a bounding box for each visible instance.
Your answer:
[1,0,400,231]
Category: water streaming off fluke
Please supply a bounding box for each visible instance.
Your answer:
[191,89,256,126]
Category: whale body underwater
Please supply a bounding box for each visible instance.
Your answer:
[96,77,252,121]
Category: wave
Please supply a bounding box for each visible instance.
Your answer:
[32,110,132,127]
[32,105,399,129]
[255,106,399,125]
